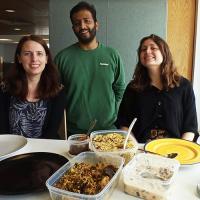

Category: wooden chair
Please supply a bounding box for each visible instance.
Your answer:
[58,109,67,139]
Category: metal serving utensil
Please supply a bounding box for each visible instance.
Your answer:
[123,118,137,150]
[197,184,200,198]
[86,119,97,136]
[138,148,178,159]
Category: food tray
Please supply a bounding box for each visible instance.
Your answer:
[46,152,124,200]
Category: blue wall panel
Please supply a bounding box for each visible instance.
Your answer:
[49,0,167,83]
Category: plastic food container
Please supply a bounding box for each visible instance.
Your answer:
[90,130,138,164]
[67,134,90,156]
[122,153,180,200]
[46,152,124,200]
[123,178,169,200]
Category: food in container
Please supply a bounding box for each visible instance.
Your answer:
[90,130,138,164]
[67,134,90,156]
[122,153,180,200]
[54,162,117,195]
[123,153,180,185]
[46,152,124,200]
[124,178,168,200]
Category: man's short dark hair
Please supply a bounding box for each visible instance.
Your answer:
[70,1,97,23]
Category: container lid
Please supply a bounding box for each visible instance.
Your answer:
[68,134,89,144]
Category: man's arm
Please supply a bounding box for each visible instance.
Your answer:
[112,52,125,103]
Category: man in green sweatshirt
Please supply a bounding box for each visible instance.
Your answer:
[55,1,125,137]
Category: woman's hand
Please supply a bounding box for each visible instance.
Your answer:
[181,132,195,141]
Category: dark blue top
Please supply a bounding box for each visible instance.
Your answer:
[117,77,198,143]
[0,86,66,139]
[9,96,47,138]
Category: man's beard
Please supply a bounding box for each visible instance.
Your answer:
[75,26,96,44]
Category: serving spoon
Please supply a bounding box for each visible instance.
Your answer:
[197,184,200,197]
[138,148,178,159]
[86,119,97,136]
[123,118,137,150]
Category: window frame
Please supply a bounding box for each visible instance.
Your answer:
[193,0,200,130]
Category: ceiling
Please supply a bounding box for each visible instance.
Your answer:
[0,0,49,44]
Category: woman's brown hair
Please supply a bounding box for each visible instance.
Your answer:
[131,34,181,91]
[5,35,61,100]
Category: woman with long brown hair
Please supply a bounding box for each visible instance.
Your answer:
[0,35,66,138]
[117,34,198,143]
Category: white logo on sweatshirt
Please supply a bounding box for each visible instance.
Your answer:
[100,62,109,66]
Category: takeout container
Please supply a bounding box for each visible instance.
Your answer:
[122,153,180,200]
[90,130,138,164]
[46,152,124,200]
[67,134,90,156]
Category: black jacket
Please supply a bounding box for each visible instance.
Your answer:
[117,77,199,143]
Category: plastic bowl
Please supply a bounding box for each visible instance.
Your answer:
[90,130,138,164]
[67,134,90,156]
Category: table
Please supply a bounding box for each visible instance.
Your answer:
[0,138,199,200]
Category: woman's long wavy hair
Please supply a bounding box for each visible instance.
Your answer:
[5,35,61,100]
[130,34,181,91]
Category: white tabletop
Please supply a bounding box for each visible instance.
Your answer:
[0,138,199,200]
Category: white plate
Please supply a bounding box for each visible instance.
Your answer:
[0,134,27,160]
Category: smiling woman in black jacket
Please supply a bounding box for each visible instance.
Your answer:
[117,34,198,143]
[0,35,66,139]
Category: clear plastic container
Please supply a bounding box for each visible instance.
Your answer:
[123,178,169,200]
[122,153,180,200]
[90,130,138,164]
[67,134,90,156]
[123,153,180,185]
[46,152,124,200]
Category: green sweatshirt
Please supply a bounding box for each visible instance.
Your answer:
[55,43,125,136]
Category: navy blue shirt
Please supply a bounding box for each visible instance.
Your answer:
[0,86,66,139]
[9,96,47,138]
